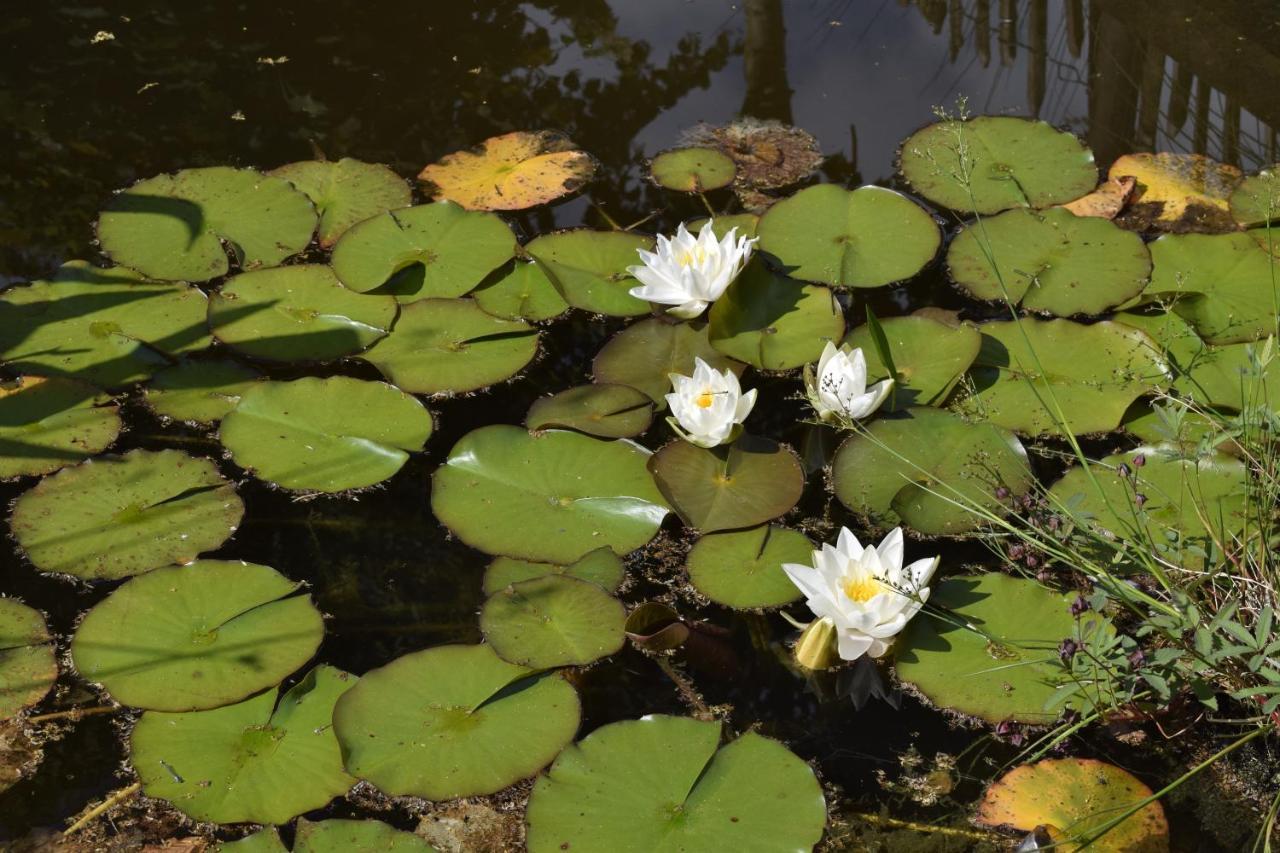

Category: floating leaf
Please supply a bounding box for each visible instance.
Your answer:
[526,230,654,317]
[756,184,940,288]
[682,120,824,196]
[1110,152,1241,233]
[831,407,1032,535]
[843,314,981,410]
[0,376,121,479]
[97,166,317,282]
[688,214,760,240]
[649,147,736,192]
[268,158,411,248]
[527,384,654,438]
[526,715,826,853]
[0,599,55,719]
[484,548,625,597]
[10,448,243,580]
[294,819,438,853]
[1229,165,1280,230]
[593,318,742,405]
[218,829,287,852]
[419,131,595,211]
[473,261,569,322]
[624,602,690,652]
[946,207,1151,316]
[431,426,668,563]
[131,665,357,824]
[1058,175,1136,220]
[334,644,580,799]
[686,524,812,609]
[143,359,262,426]
[899,117,1097,214]
[481,575,625,668]
[707,261,844,369]
[649,436,804,533]
[220,377,432,492]
[71,560,324,711]
[360,298,539,395]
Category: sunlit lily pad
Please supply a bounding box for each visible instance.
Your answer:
[473,261,569,322]
[0,376,121,479]
[688,214,760,240]
[831,407,1032,535]
[330,202,516,299]
[360,298,539,395]
[143,359,262,426]
[220,377,432,492]
[218,829,288,852]
[419,131,596,211]
[899,117,1097,214]
[526,384,654,438]
[484,548,625,596]
[98,166,317,282]
[649,147,736,192]
[648,436,804,533]
[334,644,580,799]
[525,230,654,317]
[294,819,438,853]
[526,714,826,853]
[131,665,356,824]
[0,261,210,388]
[686,524,812,609]
[1110,152,1240,233]
[756,184,940,288]
[481,575,625,668]
[10,448,243,580]
[0,599,56,719]
[432,426,668,563]
[268,158,411,248]
[707,261,844,370]
[1229,165,1280,230]
[593,318,742,405]
[946,207,1151,315]
[843,314,981,410]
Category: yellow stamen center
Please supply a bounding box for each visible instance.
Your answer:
[677,246,707,267]
[843,575,883,603]
[695,390,716,408]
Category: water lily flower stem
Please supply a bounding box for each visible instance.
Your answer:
[64,782,142,836]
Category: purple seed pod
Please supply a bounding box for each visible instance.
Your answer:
[1128,648,1146,668]
[1058,638,1078,661]
[1134,493,1147,508]
[1069,594,1090,616]
[1025,554,1039,569]
[1117,463,1131,479]
[1047,515,1061,532]
[995,486,1010,500]
[1008,543,1025,560]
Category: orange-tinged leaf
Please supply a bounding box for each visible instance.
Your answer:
[1109,152,1242,232]
[1059,176,1135,219]
[418,131,596,211]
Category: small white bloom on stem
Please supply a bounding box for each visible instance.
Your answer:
[665,357,756,448]
[805,341,893,423]
[627,220,755,319]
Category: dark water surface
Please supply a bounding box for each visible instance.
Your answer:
[3,0,1280,847]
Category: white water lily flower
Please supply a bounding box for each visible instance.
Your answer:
[782,527,939,662]
[627,220,756,319]
[666,357,756,448]
[805,341,893,423]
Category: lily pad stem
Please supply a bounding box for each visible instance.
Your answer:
[846,811,994,841]
[64,782,142,835]
[26,704,119,724]
[652,654,714,721]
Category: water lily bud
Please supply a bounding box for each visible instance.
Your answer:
[1132,453,1146,468]
[793,616,840,671]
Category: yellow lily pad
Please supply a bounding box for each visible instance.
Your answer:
[418,131,596,211]
[1109,152,1242,233]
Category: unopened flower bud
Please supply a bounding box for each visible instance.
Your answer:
[793,616,840,672]
[1069,594,1090,616]
[1134,493,1147,508]
[1132,453,1146,468]
[1058,639,1078,661]
[1117,463,1131,479]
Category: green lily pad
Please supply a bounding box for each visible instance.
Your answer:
[71,560,324,711]
[333,644,580,799]
[526,384,654,438]
[1229,165,1280,230]
[686,524,812,609]
[756,184,940,288]
[899,116,1098,214]
[843,314,981,410]
[956,318,1169,436]
[98,166,317,282]
[0,599,56,719]
[10,448,244,580]
[268,158,411,248]
[688,214,759,240]
[484,548,626,596]
[294,819,438,853]
[895,574,1082,724]
[593,318,743,405]
[217,828,288,852]
[946,207,1151,315]
[707,261,844,370]
[649,147,736,192]
[525,230,655,317]
[431,426,668,563]
[473,261,569,322]
[330,202,516,299]
[0,376,121,479]
[209,265,396,362]
[525,714,826,853]
[143,359,262,426]
[831,407,1033,535]
[220,377,432,492]
[1121,402,1224,450]
[481,575,626,668]
[648,436,804,533]
[360,298,539,396]
[131,665,357,824]
[0,261,210,388]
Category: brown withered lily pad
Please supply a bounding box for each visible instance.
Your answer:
[419,131,596,211]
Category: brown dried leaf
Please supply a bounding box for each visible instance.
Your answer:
[1059,176,1136,220]
[419,131,596,211]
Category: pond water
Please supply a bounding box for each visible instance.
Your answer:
[2,1,1280,849]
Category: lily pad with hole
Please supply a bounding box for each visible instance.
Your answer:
[525,714,826,853]
[648,436,804,534]
[484,548,625,596]
[686,524,812,609]
[294,819,438,853]
[593,318,743,406]
[707,260,844,370]
[0,376,121,479]
[268,158,411,248]
[899,117,1097,214]
[946,207,1151,316]
[649,147,736,192]
[220,377,432,492]
[71,560,324,711]
[472,261,569,322]
[526,384,654,438]
[1229,165,1280,230]
[143,359,262,426]
[131,665,357,824]
[842,314,981,411]
[330,202,516,300]
[0,261,211,388]
[1110,152,1241,233]
[431,426,668,564]
[334,644,580,799]
[0,599,56,719]
[831,407,1032,536]
[755,184,939,288]
[360,298,539,396]
[10,448,243,580]
[419,131,596,211]
[481,575,626,668]
[97,166,317,282]
[525,230,655,317]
